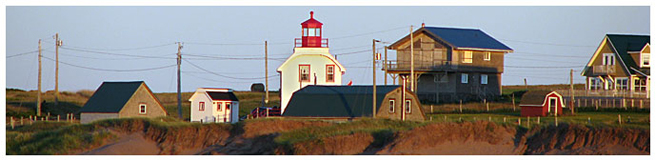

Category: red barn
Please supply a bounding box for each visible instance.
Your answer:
[519,91,565,117]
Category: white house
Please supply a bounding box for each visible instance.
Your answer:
[189,88,240,123]
[277,11,346,113]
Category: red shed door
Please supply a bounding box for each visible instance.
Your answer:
[548,97,558,116]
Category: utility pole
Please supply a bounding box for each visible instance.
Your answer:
[177,42,183,119]
[54,33,61,107]
[37,39,42,116]
[570,69,575,115]
[410,25,415,92]
[373,39,380,118]
[265,41,269,104]
[401,76,406,121]
[384,46,388,85]
[524,78,528,90]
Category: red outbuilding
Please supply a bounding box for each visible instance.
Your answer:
[519,91,565,117]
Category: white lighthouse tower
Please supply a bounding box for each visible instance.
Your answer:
[277,11,345,113]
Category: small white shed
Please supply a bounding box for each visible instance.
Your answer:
[189,88,239,123]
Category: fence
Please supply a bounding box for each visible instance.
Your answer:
[563,97,650,110]
[7,113,78,129]
[555,89,649,99]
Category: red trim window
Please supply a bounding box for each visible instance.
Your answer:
[299,64,311,82]
[216,102,222,111]
[326,65,335,82]
[139,103,147,114]
[388,99,395,113]
[405,99,412,114]
[199,102,205,111]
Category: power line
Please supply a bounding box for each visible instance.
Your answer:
[185,41,290,46]
[6,50,39,58]
[331,26,406,40]
[183,58,278,80]
[512,51,590,58]
[62,43,176,51]
[60,46,175,59]
[505,56,582,64]
[182,71,278,84]
[499,38,596,48]
[42,56,176,72]
[505,65,582,68]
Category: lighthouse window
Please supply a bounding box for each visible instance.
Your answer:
[303,28,308,36]
[308,28,316,36]
[316,28,321,36]
[326,65,335,82]
[299,65,310,82]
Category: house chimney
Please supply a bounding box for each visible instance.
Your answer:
[421,23,425,28]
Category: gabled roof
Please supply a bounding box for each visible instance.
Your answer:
[79,81,144,113]
[519,90,565,107]
[390,26,513,52]
[606,34,650,73]
[283,85,401,117]
[207,92,239,101]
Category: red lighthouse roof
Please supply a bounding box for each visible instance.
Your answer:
[301,11,323,27]
[296,11,328,48]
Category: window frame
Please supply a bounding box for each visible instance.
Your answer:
[139,103,147,114]
[308,28,316,36]
[463,51,473,63]
[615,78,629,90]
[299,64,311,82]
[602,53,615,66]
[484,52,491,61]
[405,99,412,114]
[316,28,321,37]
[481,74,488,85]
[217,102,222,111]
[326,65,335,82]
[589,77,602,90]
[388,99,395,113]
[199,102,205,111]
[642,53,650,67]
[461,73,469,84]
[303,28,308,37]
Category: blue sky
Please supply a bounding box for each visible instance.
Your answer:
[5,6,649,92]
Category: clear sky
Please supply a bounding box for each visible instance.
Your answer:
[5,6,650,92]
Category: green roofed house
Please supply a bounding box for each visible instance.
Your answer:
[79,81,167,124]
[581,34,650,96]
[283,85,425,121]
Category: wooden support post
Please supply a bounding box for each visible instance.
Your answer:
[488,116,491,122]
[485,99,489,112]
[20,116,23,125]
[518,118,521,126]
[618,114,622,125]
[537,116,540,124]
[459,100,463,113]
[57,115,60,122]
[10,117,14,129]
[459,117,462,122]
[640,100,643,109]
[503,117,506,123]
[444,115,447,121]
[430,117,432,121]
[595,100,599,110]
[512,93,516,111]
[430,104,433,113]
[474,117,477,121]
[555,116,558,127]
[631,99,634,107]
[622,99,626,109]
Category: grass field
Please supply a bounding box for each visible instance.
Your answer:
[426,111,649,129]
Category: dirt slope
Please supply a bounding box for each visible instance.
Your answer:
[76,120,648,155]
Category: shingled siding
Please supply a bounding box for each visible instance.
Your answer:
[118,84,167,118]
[81,113,119,124]
[375,88,426,121]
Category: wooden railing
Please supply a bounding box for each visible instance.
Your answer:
[555,89,649,98]
[294,38,329,48]
[592,65,616,75]
[384,60,454,71]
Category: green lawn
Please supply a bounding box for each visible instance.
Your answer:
[426,111,649,129]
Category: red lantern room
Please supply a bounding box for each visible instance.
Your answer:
[296,11,328,48]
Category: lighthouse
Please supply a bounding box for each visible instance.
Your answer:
[277,11,346,113]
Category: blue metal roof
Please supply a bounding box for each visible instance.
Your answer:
[423,27,513,51]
